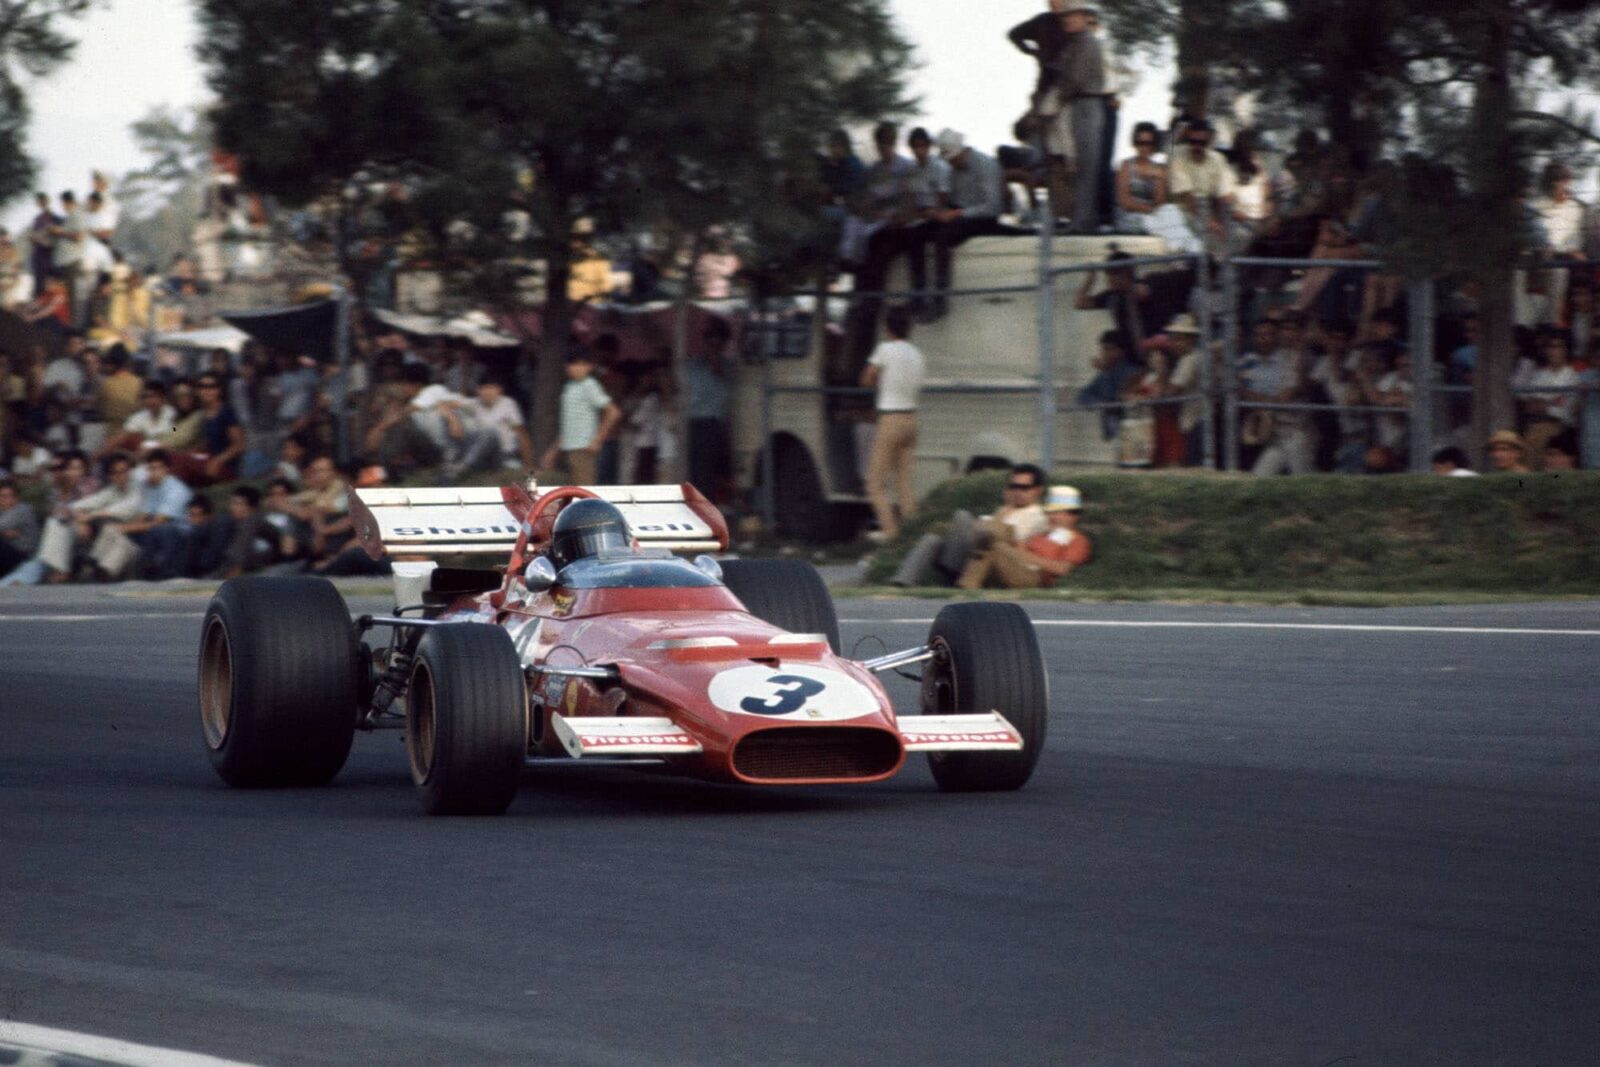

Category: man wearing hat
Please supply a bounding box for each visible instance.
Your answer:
[1007,2,1105,230]
[907,129,1002,319]
[1162,312,1207,465]
[957,484,1093,590]
[1484,430,1532,473]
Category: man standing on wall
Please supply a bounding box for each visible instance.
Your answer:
[861,305,926,542]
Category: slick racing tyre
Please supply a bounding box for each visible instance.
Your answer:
[920,602,1047,791]
[199,576,360,788]
[720,558,841,653]
[406,623,527,816]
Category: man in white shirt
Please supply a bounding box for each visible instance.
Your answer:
[51,192,89,327]
[465,377,534,470]
[860,305,925,540]
[1168,119,1237,253]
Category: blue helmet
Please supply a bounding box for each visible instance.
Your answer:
[549,499,630,568]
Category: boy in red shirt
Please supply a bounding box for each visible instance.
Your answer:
[957,485,1092,589]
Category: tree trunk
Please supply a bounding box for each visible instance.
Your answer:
[535,235,574,463]
[1467,6,1518,465]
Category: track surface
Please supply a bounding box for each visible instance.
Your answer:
[2,589,1598,1065]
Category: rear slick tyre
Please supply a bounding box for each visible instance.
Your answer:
[198,576,359,788]
[406,623,527,816]
[720,558,842,653]
[920,602,1047,791]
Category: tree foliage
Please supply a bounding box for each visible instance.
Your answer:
[197,0,912,447]
[0,0,98,205]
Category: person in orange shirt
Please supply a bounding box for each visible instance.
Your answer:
[957,484,1092,589]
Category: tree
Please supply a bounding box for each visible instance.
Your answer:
[114,105,212,270]
[0,0,98,206]
[195,0,913,449]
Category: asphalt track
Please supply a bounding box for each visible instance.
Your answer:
[2,587,1598,1065]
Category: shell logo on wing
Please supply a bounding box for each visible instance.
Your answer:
[707,664,878,722]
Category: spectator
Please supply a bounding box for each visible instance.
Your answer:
[7,430,54,486]
[685,318,733,499]
[1484,430,1532,474]
[182,495,231,578]
[901,127,954,318]
[907,130,1003,320]
[1076,250,1151,348]
[1431,446,1478,476]
[1366,341,1413,455]
[850,123,914,262]
[51,191,87,326]
[1076,329,1141,442]
[1513,328,1580,466]
[1113,122,1168,235]
[693,227,742,300]
[888,463,1049,587]
[620,362,666,484]
[1526,161,1586,326]
[1130,346,1183,467]
[861,305,925,541]
[540,350,620,486]
[26,191,59,297]
[1579,351,1600,469]
[156,380,204,452]
[97,345,143,430]
[820,129,867,255]
[170,373,244,485]
[270,454,351,563]
[218,486,279,578]
[567,221,612,304]
[1161,313,1208,465]
[1011,2,1104,228]
[1541,430,1579,471]
[0,451,98,585]
[1241,315,1317,475]
[89,449,191,581]
[466,375,534,472]
[956,484,1092,590]
[0,479,40,578]
[22,274,71,332]
[0,229,23,306]
[1168,119,1237,254]
[50,451,143,580]
[1088,10,1130,232]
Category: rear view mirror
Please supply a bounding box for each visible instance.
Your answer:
[523,556,558,592]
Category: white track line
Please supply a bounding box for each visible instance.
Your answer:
[0,612,203,622]
[0,1021,257,1067]
[840,618,1600,637]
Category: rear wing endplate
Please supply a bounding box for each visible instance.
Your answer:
[350,482,728,560]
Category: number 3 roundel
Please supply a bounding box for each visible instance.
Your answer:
[707,664,878,721]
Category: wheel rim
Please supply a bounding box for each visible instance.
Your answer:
[407,660,437,786]
[199,616,233,750]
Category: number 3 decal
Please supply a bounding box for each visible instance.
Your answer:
[708,665,877,722]
[740,674,827,716]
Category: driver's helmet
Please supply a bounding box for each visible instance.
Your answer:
[549,498,631,568]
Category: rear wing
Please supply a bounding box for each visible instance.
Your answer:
[351,482,728,561]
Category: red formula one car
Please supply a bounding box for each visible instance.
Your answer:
[197,482,1047,814]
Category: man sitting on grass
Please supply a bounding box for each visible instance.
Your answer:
[889,463,1050,587]
[956,485,1093,590]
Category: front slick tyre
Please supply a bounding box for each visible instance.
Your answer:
[407,623,527,816]
[199,576,359,788]
[920,602,1048,792]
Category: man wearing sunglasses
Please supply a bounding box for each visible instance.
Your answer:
[889,463,1050,587]
[1168,118,1237,252]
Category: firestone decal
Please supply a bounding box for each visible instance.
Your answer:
[707,664,877,722]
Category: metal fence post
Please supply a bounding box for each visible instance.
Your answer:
[1195,253,1215,470]
[1037,187,1056,473]
[1221,258,1241,471]
[333,286,353,467]
[1407,277,1436,473]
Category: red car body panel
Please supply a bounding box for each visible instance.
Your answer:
[433,581,908,786]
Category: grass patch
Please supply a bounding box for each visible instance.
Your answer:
[864,469,1600,597]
